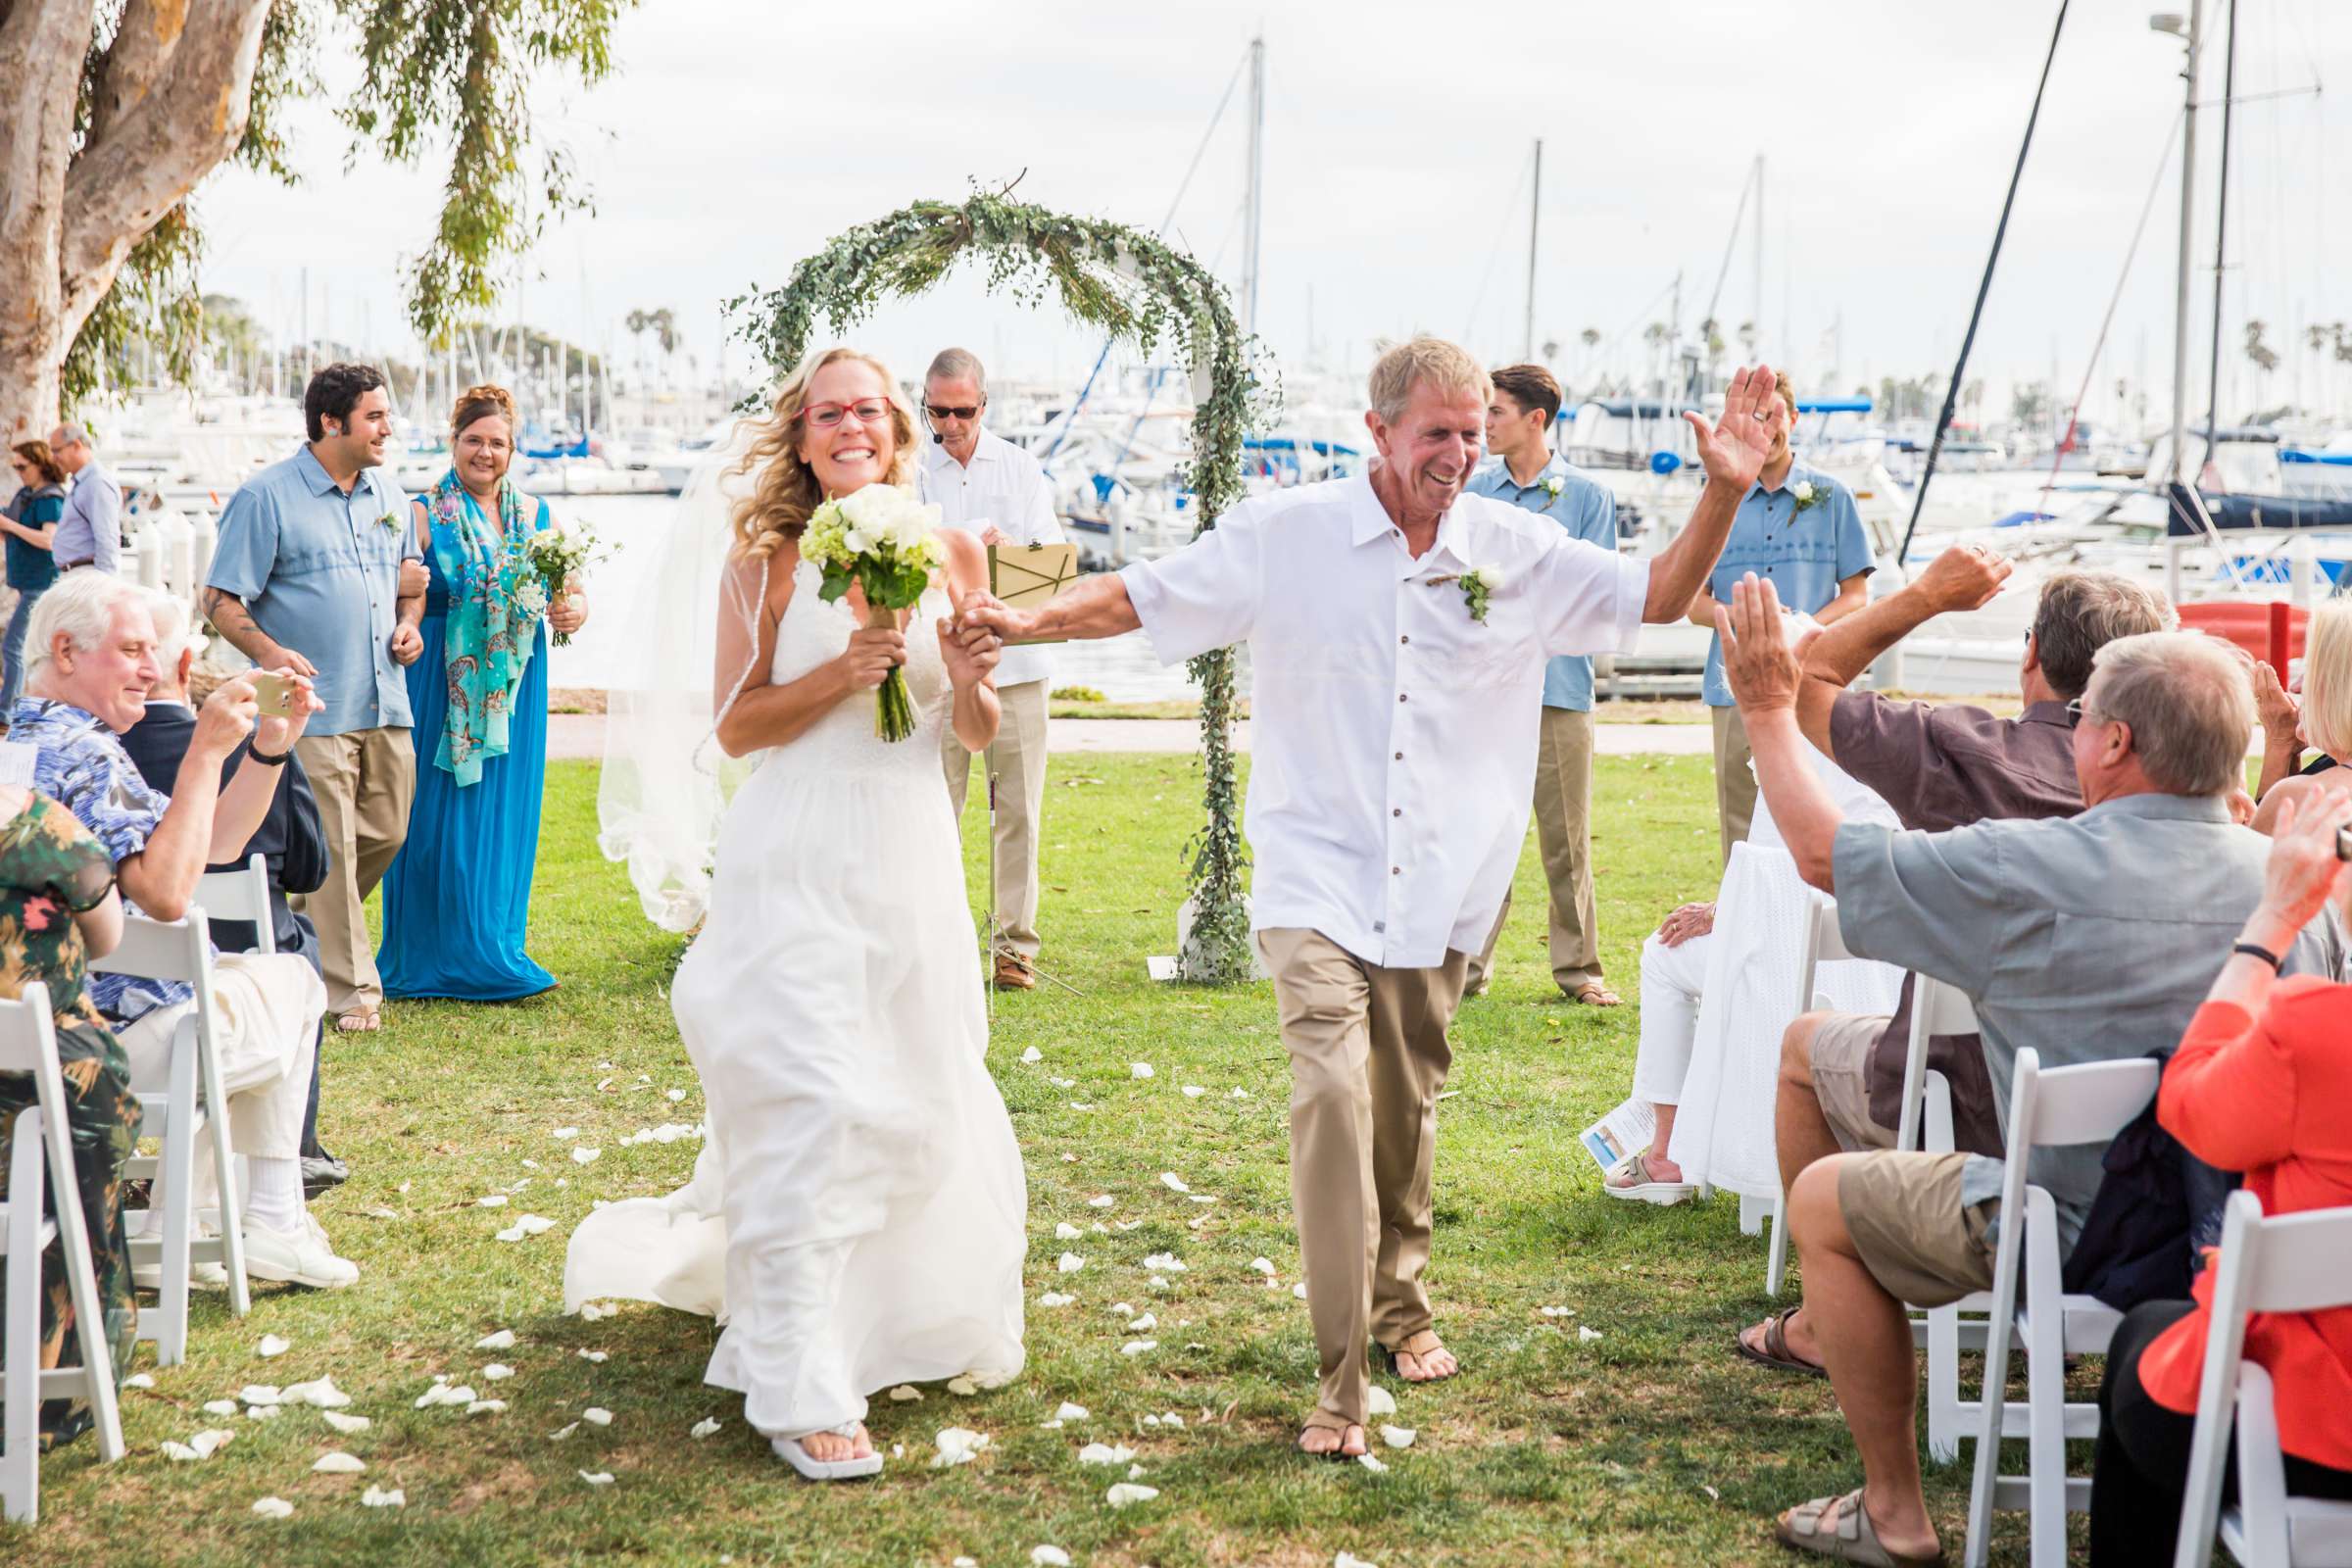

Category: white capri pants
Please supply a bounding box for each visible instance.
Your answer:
[1630,928,1714,1106]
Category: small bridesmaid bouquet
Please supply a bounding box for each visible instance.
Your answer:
[523,524,611,646]
[801,483,946,742]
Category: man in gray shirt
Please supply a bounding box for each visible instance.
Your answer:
[46,421,121,574]
[1716,573,2340,1567]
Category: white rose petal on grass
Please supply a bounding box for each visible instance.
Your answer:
[1109,1301,1134,1317]
[1127,1462,1147,1479]
[1366,1385,1397,1417]
[246,1404,283,1422]
[1380,1425,1416,1449]
[1336,1554,1381,1568]
[666,1088,688,1102]
[930,1427,991,1468]
[1054,1221,1083,1241]
[321,1411,372,1436]
[475,1329,516,1350]
[1051,1078,1076,1090]
[495,1224,527,1243]
[1231,1088,1250,1100]
[1294,1283,1310,1299]
[312,1451,367,1475]
[1129,1062,1153,1079]
[1020,1047,1043,1064]
[251,1497,295,1519]
[415,1384,476,1409]
[521,1158,540,1170]
[571,1147,602,1165]
[1181,1085,1205,1099]
[477,1195,509,1207]
[256,1334,290,1357]
[1085,1194,1114,1209]
[1077,1442,1136,1466]
[1157,1172,1191,1194]
[1249,1256,1276,1277]
[1579,1325,1603,1343]
[1056,1252,1086,1274]
[239,1385,282,1406]
[1356,1452,1390,1475]
[1128,1312,1157,1333]
[691,1417,722,1440]
[1053,1401,1090,1422]
[946,1376,979,1396]
[1036,1292,1076,1308]
[577,1301,614,1322]
[577,1349,609,1364]
[466,1399,508,1415]
[582,1407,612,1427]
[550,1422,579,1441]
[1119,1339,1158,1357]
[203,1399,239,1417]
[1105,1482,1160,1508]
[888,1385,923,1403]
[123,1372,155,1390]
[282,1377,353,1408]
[1031,1549,1072,1568]
[480,1364,514,1382]
[552,1127,579,1140]
[362,1486,406,1508]
[1142,1251,1188,1273]
[578,1470,616,1487]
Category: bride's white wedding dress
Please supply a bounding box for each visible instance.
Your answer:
[564,554,1026,1440]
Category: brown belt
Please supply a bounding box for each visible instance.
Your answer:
[58,559,92,570]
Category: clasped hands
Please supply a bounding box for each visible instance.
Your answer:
[837,590,1007,692]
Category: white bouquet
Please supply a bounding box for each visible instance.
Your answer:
[800,483,947,742]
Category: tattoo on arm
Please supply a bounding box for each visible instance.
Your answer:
[203,588,275,662]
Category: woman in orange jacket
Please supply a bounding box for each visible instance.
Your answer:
[2092,782,2352,1564]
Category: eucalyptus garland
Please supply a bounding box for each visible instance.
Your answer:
[731,188,1273,982]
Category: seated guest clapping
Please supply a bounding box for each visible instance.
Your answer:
[2088,785,2352,1564]
[1716,574,2340,1567]
[1736,550,2173,1374]
[2250,596,2352,829]
[10,570,351,1289]
[122,592,342,1195]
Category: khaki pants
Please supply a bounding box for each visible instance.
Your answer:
[1711,704,1757,866]
[1468,708,1602,995]
[942,679,1048,960]
[293,727,416,1016]
[1257,927,1468,1426]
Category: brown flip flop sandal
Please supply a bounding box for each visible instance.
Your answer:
[1775,1488,1946,1566]
[1736,1306,1828,1378]
[1298,1409,1365,1461]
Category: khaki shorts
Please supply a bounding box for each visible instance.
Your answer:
[1810,1012,1897,1152]
[1838,1150,1999,1308]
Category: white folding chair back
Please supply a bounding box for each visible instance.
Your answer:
[0,986,126,1524]
[1765,898,1851,1296]
[1897,975,1977,1153]
[194,853,275,956]
[2174,1192,2352,1568]
[1964,1049,2162,1568]
[90,911,249,1363]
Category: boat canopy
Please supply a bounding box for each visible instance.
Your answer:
[2166,481,2352,536]
[1795,399,1873,415]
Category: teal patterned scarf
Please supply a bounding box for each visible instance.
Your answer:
[427,470,541,786]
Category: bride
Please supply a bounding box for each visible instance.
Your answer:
[565,346,1028,1480]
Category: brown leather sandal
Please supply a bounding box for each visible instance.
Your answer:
[1736,1306,1828,1378]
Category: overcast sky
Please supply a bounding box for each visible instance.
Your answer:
[193,0,2343,423]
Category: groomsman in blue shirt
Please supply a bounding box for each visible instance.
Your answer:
[1464,365,1622,1006]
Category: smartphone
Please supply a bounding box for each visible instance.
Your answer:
[248,672,297,718]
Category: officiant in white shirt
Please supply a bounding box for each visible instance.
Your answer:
[920,347,1068,991]
[961,338,1778,1458]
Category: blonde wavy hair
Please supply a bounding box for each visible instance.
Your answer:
[729,346,919,559]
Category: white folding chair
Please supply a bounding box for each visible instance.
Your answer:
[2174,1191,2352,1568]
[1964,1048,2162,1568]
[1,985,127,1524]
[195,853,276,957]
[1763,898,1856,1296]
[90,911,249,1366]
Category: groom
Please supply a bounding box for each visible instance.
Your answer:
[964,339,1776,1455]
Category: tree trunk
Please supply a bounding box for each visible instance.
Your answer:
[0,0,274,436]
[0,0,89,438]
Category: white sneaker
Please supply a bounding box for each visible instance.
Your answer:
[242,1215,359,1290]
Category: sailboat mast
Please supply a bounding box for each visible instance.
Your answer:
[1240,35,1265,337]
[2199,0,2236,470]
[1524,138,1542,362]
[2168,1,2204,486]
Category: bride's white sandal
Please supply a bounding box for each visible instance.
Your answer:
[772,1423,884,1482]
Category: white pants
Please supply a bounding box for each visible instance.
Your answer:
[1630,929,1713,1106]
[116,953,327,1206]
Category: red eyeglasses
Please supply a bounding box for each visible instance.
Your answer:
[804,398,893,430]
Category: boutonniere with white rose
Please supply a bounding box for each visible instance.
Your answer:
[377,512,400,532]
[1791,478,1825,514]
[1538,474,1566,513]
[1431,564,1503,624]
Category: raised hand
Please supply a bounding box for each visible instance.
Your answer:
[2256,784,2352,935]
[1716,573,1801,713]
[1915,542,2014,614]
[1684,364,1779,491]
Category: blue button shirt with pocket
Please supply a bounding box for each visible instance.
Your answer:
[1700,462,1874,707]
[205,447,419,735]
[1465,451,1618,710]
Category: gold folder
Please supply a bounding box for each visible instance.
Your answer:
[988,542,1079,645]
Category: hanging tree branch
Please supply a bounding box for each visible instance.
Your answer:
[732,188,1278,981]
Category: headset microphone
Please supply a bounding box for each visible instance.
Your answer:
[934,430,945,444]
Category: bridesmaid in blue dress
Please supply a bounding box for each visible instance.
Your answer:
[378,384,588,1000]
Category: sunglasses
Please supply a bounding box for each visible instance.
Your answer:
[925,404,980,421]
[804,398,893,430]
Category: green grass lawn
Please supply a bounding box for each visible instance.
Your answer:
[10,751,2038,1566]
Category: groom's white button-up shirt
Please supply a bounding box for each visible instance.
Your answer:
[1121,470,1648,970]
